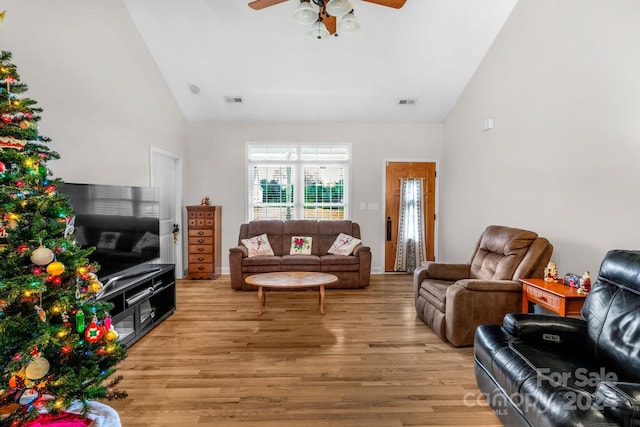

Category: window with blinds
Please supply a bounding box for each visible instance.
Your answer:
[248,144,350,221]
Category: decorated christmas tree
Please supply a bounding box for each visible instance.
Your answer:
[0,50,127,425]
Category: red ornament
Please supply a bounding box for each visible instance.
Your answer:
[84,320,105,343]
[17,244,28,253]
[52,277,62,285]
[0,161,5,172]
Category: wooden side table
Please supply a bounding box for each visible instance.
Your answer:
[520,278,587,316]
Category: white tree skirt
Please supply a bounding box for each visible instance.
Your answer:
[64,401,121,427]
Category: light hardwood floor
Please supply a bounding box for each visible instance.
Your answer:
[108,274,501,426]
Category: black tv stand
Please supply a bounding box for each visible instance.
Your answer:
[98,265,164,298]
[97,264,175,347]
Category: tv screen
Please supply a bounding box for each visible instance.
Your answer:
[58,183,161,282]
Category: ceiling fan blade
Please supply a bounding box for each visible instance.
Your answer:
[324,15,337,35]
[248,0,289,10]
[361,0,407,9]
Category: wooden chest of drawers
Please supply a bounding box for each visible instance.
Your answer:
[186,205,221,279]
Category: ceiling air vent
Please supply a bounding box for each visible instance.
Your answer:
[224,96,243,103]
[398,98,417,105]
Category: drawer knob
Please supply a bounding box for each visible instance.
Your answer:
[198,248,204,252]
[198,239,205,243]
[198,231,205,235]
[198,266,204,271]
[198,257,204,261]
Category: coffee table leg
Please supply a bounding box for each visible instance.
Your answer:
[319,285,325,314]
[257,286,264,316]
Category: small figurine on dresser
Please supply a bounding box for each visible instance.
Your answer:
[200,196,210,206]
[544,261,558,282]
[579,271,591,293]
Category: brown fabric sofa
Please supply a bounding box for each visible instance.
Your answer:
[413,225,553,347]
[229,220,371,290]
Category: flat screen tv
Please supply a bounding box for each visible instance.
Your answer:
[58,183,161,284]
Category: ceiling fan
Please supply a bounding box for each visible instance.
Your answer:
[248,0,407,38]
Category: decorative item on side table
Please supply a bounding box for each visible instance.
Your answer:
[544,261,558,282]
[579,271,591,293]
[200,196,210,206]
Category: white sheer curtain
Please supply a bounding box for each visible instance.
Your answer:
[394,178,426,274]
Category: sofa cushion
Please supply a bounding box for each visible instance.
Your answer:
[242,233,275,257]
[246,220,284,255]
[97,231,120,249]
[282,254,321,267]
[319,220,359,254]
[283,220,318,255]
[289,236,312,255]
[132,231,159,253]
[327,233,361,256]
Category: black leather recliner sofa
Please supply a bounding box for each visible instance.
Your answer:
[474,249,640,426]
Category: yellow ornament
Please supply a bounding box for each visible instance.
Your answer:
[89,280,103,294]
[76,266,88,276]
[104,328,119,341]
[46,261,65,276]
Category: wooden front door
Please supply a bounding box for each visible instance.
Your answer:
[385,162,436,272]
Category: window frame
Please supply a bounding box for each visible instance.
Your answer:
[246,143,351,222]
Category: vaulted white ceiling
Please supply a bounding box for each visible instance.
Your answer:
[122,0,517,123]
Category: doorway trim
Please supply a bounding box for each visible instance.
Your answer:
[381,158,441,273]
[150,146,184,278]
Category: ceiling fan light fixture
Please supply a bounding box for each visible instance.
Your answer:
[308,19,330,39]
[338,10,360,33]
[293,0,318,25]
[325,0,353,17]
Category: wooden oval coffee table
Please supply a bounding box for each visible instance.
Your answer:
[245,272,338,316]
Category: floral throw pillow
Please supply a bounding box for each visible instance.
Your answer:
[290,236,312,255]
[96,231,121,250]
[328,233,361,256]
[241,233,275,257]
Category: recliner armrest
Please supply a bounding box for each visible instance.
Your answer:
[455,279,521,292]
[229,246,248,257]
[418,262,471,281]
[596,381,640,425]
[353,245,370,255]
[503,313,588,349]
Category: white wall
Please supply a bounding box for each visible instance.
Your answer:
[186,122,443,273]
[442,0,640,276]
[1,0,187,186]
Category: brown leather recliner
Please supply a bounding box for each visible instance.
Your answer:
[413,225,553,347]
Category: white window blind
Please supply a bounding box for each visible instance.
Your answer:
[248,144,350,221]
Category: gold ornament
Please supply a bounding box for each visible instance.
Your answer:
[105,328,119,341]
[87,273,104,293]
[46,261,65,276]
